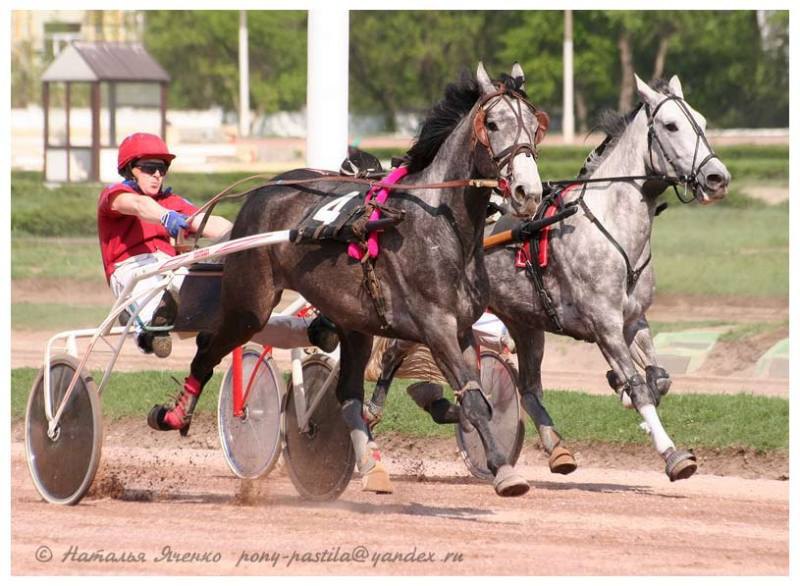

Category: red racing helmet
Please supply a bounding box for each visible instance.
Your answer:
[117,133,176,173]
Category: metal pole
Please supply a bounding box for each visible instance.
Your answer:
[43,81,49,179]
[66,82,71,181]
[238,10,250,138]
[307,8,349,169]
[91,82,100,181]
[160,82,167,140]
[562,10,575,144]
[109,82,117,145]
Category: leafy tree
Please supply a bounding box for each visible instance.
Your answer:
[350,11,507,131]
[143,11,306,115]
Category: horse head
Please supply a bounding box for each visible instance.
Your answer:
[635,74,731,205]
[474,62,547,216]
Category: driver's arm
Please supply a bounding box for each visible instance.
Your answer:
[189,214,233,240]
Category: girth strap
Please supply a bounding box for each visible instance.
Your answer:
[577,197,651,293]
[527,195,565,332]
[524,253,564,333]
[361,257,391,331]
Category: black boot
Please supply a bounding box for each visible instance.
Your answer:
[146,292,177,358]
[307,314,339,352]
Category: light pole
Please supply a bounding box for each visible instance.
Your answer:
[563,10,575,144]
[238,10,250,138]
[307,8,349,169]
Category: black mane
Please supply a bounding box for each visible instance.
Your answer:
[578,78,673,178]
[405,71,526,174]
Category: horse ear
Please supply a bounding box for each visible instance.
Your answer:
[511,62,526,91]
[668,75,684,99]
[635,74,659,106]
[476,62,495,95]
[534,111,550,145]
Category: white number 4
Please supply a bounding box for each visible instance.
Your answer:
[311,191,360,225]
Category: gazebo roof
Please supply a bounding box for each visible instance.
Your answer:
[41,41,170,83]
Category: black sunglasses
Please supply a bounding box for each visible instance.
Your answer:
[135,162,169,176]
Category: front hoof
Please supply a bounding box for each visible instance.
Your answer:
[361,461,394,494]
[664,449,697,481]
[493,465,529,497]
[548,445,577,475]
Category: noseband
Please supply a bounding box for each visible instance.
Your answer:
[473,84,549,196]
[645,94,721,203]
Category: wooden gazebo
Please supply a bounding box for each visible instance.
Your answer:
[41,42,170,183]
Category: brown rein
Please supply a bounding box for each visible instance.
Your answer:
[177,171,500,251]
[181,82,548,250]
[186,172,500,225]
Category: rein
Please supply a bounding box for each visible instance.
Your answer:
[179,172,501,251]
[185,82,548,249]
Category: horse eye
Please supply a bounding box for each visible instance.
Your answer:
[486,121,499,132]
[665,122,679,132]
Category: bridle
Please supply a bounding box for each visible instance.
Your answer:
[472,83,549,197]
[645,93,721,203]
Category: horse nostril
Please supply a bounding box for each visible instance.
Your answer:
[707,174,725,187]
[515,185,527,199]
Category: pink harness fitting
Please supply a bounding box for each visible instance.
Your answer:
[347,166,409,261]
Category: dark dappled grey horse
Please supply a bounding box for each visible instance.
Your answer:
[371,74,730,481]
[182,62,548,496]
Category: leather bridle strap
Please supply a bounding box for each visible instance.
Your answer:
[475,86,541,182]
[646,95,720,202]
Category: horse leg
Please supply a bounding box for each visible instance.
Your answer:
[364,338,415,426]
[148,290,280,434]
[627,315,672,399]
[594,318,696,481]
[426,326,529,496]
[337,330,393,494]
[511,325,577,475]
[605,315,671,408]
[367,339,460,427]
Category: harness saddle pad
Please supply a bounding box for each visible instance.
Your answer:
[293,182,373,244]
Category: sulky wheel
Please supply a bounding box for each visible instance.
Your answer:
[456,350,525,481]
[283,353,355,501]
[218,346,284,479]
[25,354,103,505]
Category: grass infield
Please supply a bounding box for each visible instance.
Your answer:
[11,368,788,452]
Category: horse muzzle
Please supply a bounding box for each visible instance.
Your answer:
[509,183,542,217]
[695,165,731,205]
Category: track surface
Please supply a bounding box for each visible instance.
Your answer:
[11,287,789,575]
[11,423,789,576]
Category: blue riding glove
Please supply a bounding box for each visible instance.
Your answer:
[160,211,190,238]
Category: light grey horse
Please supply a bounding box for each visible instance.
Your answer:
[158,63,548,497]
[370,74,731,481]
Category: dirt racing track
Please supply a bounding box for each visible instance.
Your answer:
[11,418,789,575]
[10,292,789,575]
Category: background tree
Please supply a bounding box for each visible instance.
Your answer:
[17,9,785,130]
[349,11,495,131]
[143,11,307,115]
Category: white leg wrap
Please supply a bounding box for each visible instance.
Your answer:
[350,429,374,473]
[639,404,675,455]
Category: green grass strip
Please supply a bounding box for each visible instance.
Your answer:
[12,303,113,331]
[11,369,787,452]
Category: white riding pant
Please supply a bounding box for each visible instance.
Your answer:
[109,251,186,333]
[109,251,312,347]
[472,312,511,353]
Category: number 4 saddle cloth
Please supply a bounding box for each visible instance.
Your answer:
[292,165,407,257]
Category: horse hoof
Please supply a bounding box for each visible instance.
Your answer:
[548,445,577,475]
[493,465,529,497]
[361,462,394,494]
[665,449,697,481]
